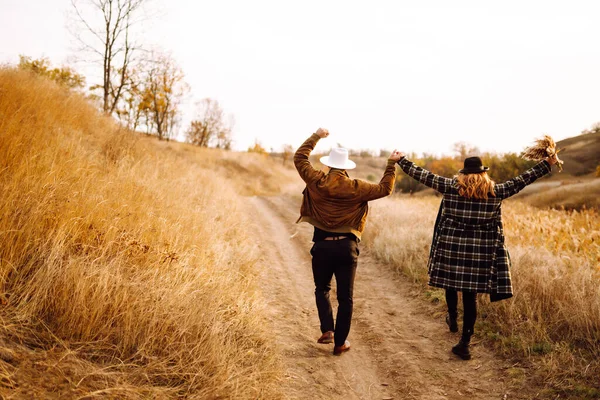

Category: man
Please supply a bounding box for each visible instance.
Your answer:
[294,128,401,355]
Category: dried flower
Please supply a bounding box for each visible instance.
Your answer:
[521,135,564,172]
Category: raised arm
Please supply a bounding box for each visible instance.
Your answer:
[355,152,400,201]
[494,160,552,199]
[397,155,453,194]
[294,129,328,185]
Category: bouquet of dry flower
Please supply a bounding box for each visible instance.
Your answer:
[521,134,564,172]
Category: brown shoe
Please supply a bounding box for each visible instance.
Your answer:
[317,331,334,344]
[333,340,351,355]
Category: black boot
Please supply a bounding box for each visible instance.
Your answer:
[445,290,459,333]
[452,331,472,360]
[446,313,458,333]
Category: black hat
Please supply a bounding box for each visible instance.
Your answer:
[459,157,489,174]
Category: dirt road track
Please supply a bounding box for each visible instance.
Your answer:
[247,195,523,400]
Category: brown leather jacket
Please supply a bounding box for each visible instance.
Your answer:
[294,133,397,241]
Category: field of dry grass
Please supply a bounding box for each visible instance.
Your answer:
[363,195,600,397]
[512,177,600,210]
[3,65,599,398]
[0,68,291,398]
[152,139,298,197]
[555,131,600,176]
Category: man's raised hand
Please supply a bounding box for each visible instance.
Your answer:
[316,128,329,138]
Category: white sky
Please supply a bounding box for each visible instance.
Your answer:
[1,0,600,155]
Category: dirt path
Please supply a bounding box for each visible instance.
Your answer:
[247,195,526,400]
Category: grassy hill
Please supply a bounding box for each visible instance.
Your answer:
[555,130,600,176]
[510,132,600,209]
[0,68,293,398]
[511,176,600,209]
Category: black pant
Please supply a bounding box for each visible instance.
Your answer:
[311,238,359,347]
[445,289,477,339]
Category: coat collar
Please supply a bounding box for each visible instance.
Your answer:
[327,168,349,178]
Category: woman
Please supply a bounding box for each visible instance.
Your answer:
[396,153,558,360]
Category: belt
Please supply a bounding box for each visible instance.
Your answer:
[324,236,348,241]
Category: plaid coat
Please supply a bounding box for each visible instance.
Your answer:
[398,158,552,301]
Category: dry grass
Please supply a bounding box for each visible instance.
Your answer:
[513,178,600,210]
[150,139,298,196]
[555,131,600,176]
[0,68,282,398]
[364,195,600,396]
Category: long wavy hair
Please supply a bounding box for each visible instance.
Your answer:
[455,172,496,199]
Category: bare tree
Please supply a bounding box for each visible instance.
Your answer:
[281,144,294,165]
[186,120,211,147]
[215,114,235,150]
[69,0,146,114]
[453,142,480,160]
[581,122,600,135]
[186,98,234,149]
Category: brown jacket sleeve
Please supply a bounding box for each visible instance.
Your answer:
[294,133,324,185]
[355,159,397,202]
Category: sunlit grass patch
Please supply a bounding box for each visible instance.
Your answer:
[0,68,282,398]
[364,195,600,393]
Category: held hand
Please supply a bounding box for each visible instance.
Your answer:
[546,153,558,165]
[315,128,329,138]
[388,150,404,162]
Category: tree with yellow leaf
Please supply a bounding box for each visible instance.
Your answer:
[70,0,147,115]
[186,98,234,149]
[248,140,267,154]
[115,64,145,132]
[137,53,188,140]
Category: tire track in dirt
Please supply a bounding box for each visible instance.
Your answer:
[247,195,524,400]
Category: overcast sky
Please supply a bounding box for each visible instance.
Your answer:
[2,0,599,156]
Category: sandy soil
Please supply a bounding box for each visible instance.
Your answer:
[247,194,529,400]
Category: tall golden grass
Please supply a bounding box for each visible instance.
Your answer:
[364,196,600,396]
[0,68,282,398]
[515,178,600,210]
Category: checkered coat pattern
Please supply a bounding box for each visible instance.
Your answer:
[398,158,552,301]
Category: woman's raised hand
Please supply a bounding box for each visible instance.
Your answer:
[546,153,558,165]
[389,150,404,162]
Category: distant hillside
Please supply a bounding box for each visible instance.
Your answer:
[502,131,600,209]
[512,177,600,210]
[555,130,600,176]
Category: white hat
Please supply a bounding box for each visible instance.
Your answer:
[320,148,356,170]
